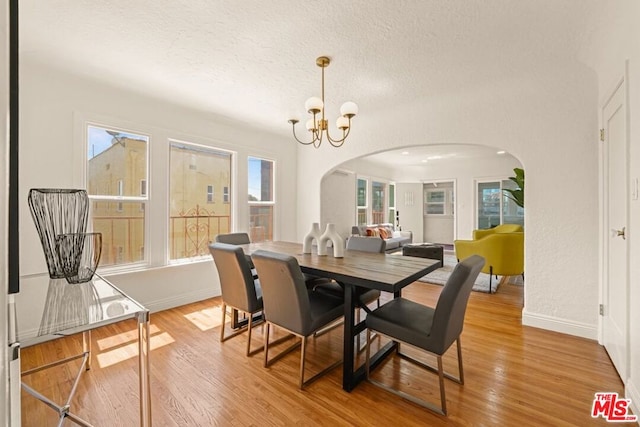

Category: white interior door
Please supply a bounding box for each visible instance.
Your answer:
[423,181,455,245]
[602,77,629,381]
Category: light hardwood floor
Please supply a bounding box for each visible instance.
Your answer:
[21,280,625,426]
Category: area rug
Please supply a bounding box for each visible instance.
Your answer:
[417,254,502,293]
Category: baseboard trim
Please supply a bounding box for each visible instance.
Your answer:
[626,379,640,421]
[521,309,597,340]
[144,288,219,314]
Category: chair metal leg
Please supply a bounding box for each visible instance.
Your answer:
[436,355,447,415]
[220,302,264,356]
[299,336,307,389]
[263,322,340,389]
[366,331,464,416]
[220,302,227,342]
[456,338,464,385]
[365,329,372,379]
[263,322,270,367]
[246,314,253,357]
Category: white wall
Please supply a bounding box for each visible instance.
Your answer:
[320,170,356,238]
[581,0,640,414]
[16,58,297,339]
[298,63,600,342]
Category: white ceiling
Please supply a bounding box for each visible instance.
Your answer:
[358,144,511,168]
[19,1,598,167]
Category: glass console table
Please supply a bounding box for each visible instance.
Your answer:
[16,273,151,427]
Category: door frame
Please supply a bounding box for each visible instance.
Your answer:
[598,62,630,381]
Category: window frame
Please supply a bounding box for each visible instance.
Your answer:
[84,122,150,271]
[206,185,214,204]
[248,156,276,242]
[168,139,234,262]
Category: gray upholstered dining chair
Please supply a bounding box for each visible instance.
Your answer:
[215,232,254,269]
[209,242,263,356]
[251,249,344,389]
[364,255,485,415]
[214,232,252,245]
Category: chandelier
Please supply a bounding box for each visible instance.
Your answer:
[288,56,358,148]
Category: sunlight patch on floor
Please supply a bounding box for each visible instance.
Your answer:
[96,324,162,350]
[183,306,223,331]
[96,332,175,368]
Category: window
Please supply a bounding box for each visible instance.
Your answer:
[425,190,446,215]
[223,186,229,203]
[476,180,524,229]
[356,178,368,225]
[87,124,148,268]
[248,156,275,242]
[169,141,232,260]
[388,183,396,224]
[139,179,146,212]
[116,179,124,212]
[372,181,386,224]
[206,185,214,203]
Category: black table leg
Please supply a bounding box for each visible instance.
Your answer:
[342,282,356,391]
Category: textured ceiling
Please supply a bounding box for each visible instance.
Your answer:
[20,0,598,165]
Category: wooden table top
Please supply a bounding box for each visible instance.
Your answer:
[240,241,440,292]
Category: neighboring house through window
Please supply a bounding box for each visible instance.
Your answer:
[86,124,149,268]
[169,141,232,260]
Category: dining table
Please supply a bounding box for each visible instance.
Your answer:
[239,240,440,391]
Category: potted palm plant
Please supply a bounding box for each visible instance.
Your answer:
[504,167,524,208]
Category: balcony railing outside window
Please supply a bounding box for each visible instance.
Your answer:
[170,205,230,259]
[170,141,232,260]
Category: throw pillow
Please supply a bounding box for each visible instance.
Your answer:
[366,227,380,237]
[378,227,389,239]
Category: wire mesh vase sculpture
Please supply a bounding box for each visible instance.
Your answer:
[55,232,102,284]
[28,188,91,279]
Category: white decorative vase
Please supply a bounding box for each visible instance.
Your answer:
[303,222,322,254]
[318,223,344,258]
